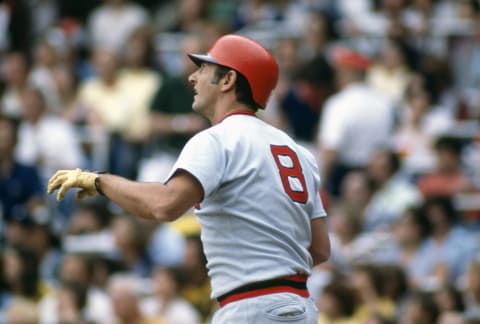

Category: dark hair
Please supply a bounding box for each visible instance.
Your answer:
[322,280,357,316]
[5,244,40,299]
[423,195,458,225]
[354,264,385,297]
[406,291,440,323]
[0,113,19,142]
[212,65,259,110]
[437,285,465,312]
[60,280,89,311]
[379,264,408,301]
[434,136,463,156]
[403,206,431,238]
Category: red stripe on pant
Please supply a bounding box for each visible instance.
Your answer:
[219,285,309,308]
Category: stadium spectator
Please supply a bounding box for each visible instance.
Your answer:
[317,279,357,324]
[1,52,30,118]
[465,260,480,318]
[337,170,373,221]
[390,207,431,286]
[367,38,414,103]
[139,33,207,182]
[0,114,44,226]
[417,136,472,198]
[350,264,396,322]
[118,26,161,143]
[434,285,465,324]
[414,196,476,289]
[277,54,334,146]
[108,274,163,324]
[318,47,395,196]
[111,215,153,277]
[53,253,114,323]
[141,266,200,324]
[399,291,439,324]
[29,39,63,113]
[363,149,422,231]
[392,79,455,177]
[87,0,149,53]
[2,244,44,303]
[16,87,85,184]
[76,47,136,176]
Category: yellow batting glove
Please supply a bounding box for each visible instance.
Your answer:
[47,168,99,201]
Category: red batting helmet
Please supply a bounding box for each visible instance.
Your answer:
[188,34,279,109]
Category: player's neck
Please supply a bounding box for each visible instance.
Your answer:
[211,101,255,125]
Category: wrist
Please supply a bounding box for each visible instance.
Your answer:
[94,174,105,196]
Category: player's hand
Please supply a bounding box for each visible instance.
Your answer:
[47,168,98,201]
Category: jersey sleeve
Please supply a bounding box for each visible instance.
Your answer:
[311,192,327,219]
[165,130,225,199]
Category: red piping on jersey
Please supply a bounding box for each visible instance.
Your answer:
[220,110,257,122]
[217,274,309,308]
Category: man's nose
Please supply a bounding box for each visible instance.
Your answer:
[188,71,197,85]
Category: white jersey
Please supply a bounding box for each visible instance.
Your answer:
[167,113,326,298]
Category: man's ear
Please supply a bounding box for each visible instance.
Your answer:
[220,70,237,92]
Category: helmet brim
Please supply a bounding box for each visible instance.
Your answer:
[188,53,218,66]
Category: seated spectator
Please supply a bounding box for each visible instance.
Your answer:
[350,264,396,322]
[178,236,214,322]
[367,38,413,103]
[111,215,153,277]
[39,281,88,324]
[42,253,114,323]
[139,34,207,182]
[1,52,30,118]
[118,26,161,144]
[418,136,472,198]
[141,267,200,324]
[108,275,163,324]
[28,39,62,112]
[317,280,357,324]
[464,261,480,318]
[380,264,409,304]
[87,0,148,53]
[399,291,439,324]
[363,149,422,231]
[2,244,45,304]
[392,81,454,177]
[26,221,62,286]
[414,196,476,289]
[337,170,374,221]
[328,205,396,272]
[277,54,334,146]
[391,207,431,286]
[75,47,137,177]
[56,280,89,324]
[434,285,465,324]
[0,114,44,227]
[4,297,39,324]
[16,87,85,183]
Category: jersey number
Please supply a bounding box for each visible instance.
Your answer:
[270,145,308,203]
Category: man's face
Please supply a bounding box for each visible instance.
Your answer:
[188,62,221,116]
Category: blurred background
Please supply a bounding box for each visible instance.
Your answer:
[1,0,480,323]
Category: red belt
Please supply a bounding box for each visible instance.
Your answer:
[217,274,309,308]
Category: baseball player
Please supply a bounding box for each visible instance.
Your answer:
[48,34,330,323]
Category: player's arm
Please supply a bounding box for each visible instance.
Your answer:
[310,217,330,265]
[47,169,203,222]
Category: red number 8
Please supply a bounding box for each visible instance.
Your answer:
[270,145,308,203]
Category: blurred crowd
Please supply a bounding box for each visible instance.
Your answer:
[1,0,480,323]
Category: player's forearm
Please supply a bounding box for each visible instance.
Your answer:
[96,174,176,222]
